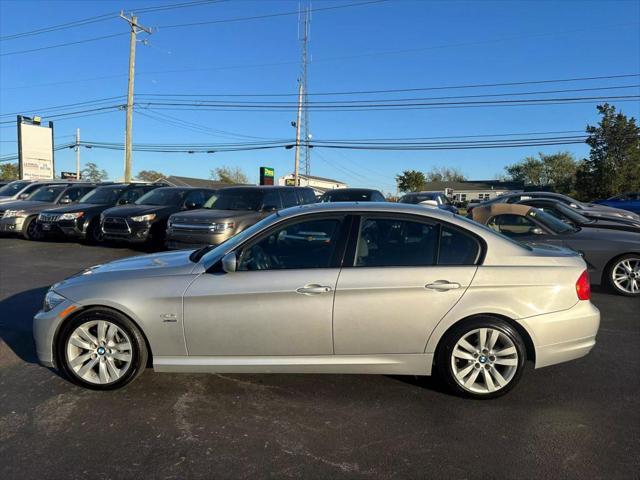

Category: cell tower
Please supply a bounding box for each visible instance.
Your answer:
[299,4,311,181]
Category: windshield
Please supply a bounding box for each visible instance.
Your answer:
[527,209,575,234]
[400,193,436,204]
[27,185,65,202]
[0,181,30,197]
[203,189,263,211]
[135,188,186,206]
[196,212,279,263]
[552,203,591,223]
[79,186,125,204]
[321,190,372,202]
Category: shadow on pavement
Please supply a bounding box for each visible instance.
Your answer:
[0,286,48,364]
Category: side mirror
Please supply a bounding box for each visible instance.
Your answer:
[531,227,545,235]
[185,201,200,210]
[419,200,439,207]
[18,193,29,199]
[262,205,278,212]
[221,252,237,273]
[117,198,130,205]
[59,196,72,204]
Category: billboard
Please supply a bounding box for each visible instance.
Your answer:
[18,116,54,180]
[260,166,275,185]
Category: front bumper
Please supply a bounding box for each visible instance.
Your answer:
[102,218,152,243]
[0,216,27,234]
[33,299,80,368]
[165,228,227,250]
[520,300,600,369]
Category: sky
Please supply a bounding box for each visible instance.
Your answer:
[1,0,639,193]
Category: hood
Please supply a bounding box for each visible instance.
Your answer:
[102,204,179,219]
[41,202,108,215]
[581,204,640,220]
[0,200,55,213]
[170,208,261,224]
[53,250,203,292]
[568,226,640,245]
[584,217,640,233]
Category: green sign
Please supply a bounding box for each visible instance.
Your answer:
[262,167,274,177]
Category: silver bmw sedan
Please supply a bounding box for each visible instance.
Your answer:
[33,202,600,399]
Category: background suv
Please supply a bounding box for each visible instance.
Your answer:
[100,187,216,246]
[319,188,385,202]
[166,186,316,250]
[0,183,99,239]
[37,183,162,243]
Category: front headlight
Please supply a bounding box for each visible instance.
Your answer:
[130,213,156,222]
[43,290,67,312]
[3,209,26,218]
[59,212,84,221]
[209,222,235,233]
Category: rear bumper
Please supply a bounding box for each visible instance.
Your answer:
[520,300,600,369]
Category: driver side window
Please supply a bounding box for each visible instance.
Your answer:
[237,218,342,271]
[487,214,538,237]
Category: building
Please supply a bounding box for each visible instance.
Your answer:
[421,180,525,202]
[278,174,347,196]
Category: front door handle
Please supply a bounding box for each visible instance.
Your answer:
[425,281,461,291]
[296,284,332,295]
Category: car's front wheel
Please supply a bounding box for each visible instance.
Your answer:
[606,254,640,296]
[436,317,526,399]
[23,215,42,240]
[57,308,148,390]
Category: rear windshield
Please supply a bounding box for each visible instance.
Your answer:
[80,186,126,204]
[28,185,66,202]
[400,193,436,204]
[0,181,30,196]
[204,189,263,211]
[135,188,188,206]
[321,190,373,202]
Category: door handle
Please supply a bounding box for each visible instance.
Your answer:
[296,284,332,295]
[425,281,461,291]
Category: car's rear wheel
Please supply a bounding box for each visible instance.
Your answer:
[57,309,148,390]
[606,254,640,296]
[436,317,526,399]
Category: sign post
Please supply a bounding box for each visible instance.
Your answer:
[17,115,54,180]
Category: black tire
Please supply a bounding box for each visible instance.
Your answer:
[604,254,640,297]
[83,218,104,245]
[435,317,527,399]
[56,308,148,390]
[22,215,42,240]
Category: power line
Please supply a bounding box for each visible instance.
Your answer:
[157,0,388,29]
[0,96,126,118]
[0,32,127,57]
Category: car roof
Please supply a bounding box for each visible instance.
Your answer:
[471,203,533,224]
[325,188,380,193]
[277,201,456,219]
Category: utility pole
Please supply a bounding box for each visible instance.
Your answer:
[294,80,303,186]
[299,5,311,184]
[120,11,151,183]
[75,128,80,179]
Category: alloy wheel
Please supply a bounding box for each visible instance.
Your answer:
[450,327,519,394]
[65,320,133,384]
[611,257,640,295]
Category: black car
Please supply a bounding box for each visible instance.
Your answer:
[518,198,640,233]
[398,191,458,214]
[37,183,163,243]
[319,188,385,202]
[100,187,216,246]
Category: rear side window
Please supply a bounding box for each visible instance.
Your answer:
[262,190,282,210]
[354,217,438,267]
[488,214,537,236]
[438,226,480,265]
[298,189,317,204]
[371,191,386,202]
[280,189,299,208]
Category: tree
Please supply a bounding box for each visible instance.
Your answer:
[210,165,249,184]
[575,103,640,200]
[424,166,466,182]
[396,170,426,192]
[505,152,578,193]
[0,163,19,180]
[81,162,108,182]
[136,170,166,182]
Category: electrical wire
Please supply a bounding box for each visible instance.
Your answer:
[0,32,128,57]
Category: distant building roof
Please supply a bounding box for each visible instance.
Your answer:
[287,173,346,185]
[422,180,524,192]
[159,175,233,189]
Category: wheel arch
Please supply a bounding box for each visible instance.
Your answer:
[53,304,154,368]
[432,313,536,367]
[600,251,640,286]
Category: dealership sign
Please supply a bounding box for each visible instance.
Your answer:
[260,166,275,186]
[17,116,54,180]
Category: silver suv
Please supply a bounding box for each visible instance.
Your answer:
[166,186,317,249]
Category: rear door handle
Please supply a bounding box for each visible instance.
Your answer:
[425,281,461,291]
[296,284,332,295]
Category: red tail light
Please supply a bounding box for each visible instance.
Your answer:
[576,270,591,300]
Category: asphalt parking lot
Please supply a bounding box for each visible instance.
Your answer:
[0,238,638,479]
